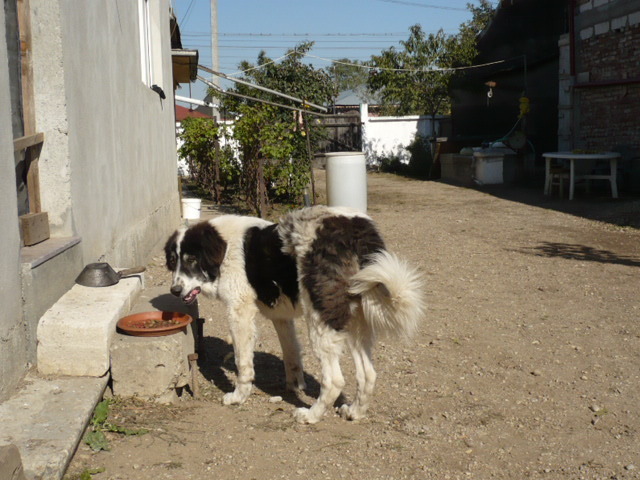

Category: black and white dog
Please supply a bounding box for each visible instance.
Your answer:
[165,205,425,423]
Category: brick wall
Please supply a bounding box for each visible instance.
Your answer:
[576,86,640,148]
[573,1,640,150]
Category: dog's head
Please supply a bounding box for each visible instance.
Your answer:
[164,222,227,304]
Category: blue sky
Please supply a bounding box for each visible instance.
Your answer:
[172,0,494,102]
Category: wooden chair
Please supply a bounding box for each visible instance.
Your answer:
[547,164,570,197]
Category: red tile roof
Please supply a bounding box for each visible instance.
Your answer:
[175,104,212,122]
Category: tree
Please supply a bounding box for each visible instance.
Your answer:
[368,25,456,118]
[325,59,373,105]
[178,118,239,203]
[367,1,495,121]
[457,0,496,62]
[211,42,334,216]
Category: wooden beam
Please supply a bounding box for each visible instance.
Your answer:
[17,0,41,213]
[13,132,44,151]
[17,0,35,134]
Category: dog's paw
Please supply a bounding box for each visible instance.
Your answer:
[222,390,248,406]
[338,404,366,421]
[293,407,321,424]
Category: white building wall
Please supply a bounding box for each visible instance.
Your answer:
[0,0,181,400]
[0,3,28,401]
[31,0,179,266]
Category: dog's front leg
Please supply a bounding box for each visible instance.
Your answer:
[223,303,258,405]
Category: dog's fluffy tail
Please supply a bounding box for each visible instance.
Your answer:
[348,250,425,339]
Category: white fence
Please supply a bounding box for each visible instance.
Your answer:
[177,108,448,174]
[360,103,447,164]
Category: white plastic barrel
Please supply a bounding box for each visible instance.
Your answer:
[325,152,367,213]
[181,198,202,219]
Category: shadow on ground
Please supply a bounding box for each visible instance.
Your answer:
[514,241,640,267]
[446,181,640,230]
[150,294,200,319]
[196,336,332,409]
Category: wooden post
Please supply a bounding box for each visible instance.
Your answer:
[303,113,316,205]
[17,0,41,213]
[257,158,266,218]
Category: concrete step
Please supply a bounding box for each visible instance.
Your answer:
[1,272,142,479]
[0,374,108,480]
[37,275,143,377]
[0,199,217,480]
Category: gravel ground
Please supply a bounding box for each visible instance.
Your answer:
[66,171,640,480]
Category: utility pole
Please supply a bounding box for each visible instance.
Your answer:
[210,0,220,119]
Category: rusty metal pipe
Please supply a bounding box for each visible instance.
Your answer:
[188,353,199,399]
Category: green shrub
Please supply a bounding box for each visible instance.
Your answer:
[406,134,433,179]
[178,118,241,203]
[378,155,407,175]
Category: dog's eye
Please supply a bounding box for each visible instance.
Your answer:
[183,254,198,265]
[166,252,177,270]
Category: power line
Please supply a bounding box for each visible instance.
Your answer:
[186,45,417,50]
[183,32,412,37]
[374,0,467,11]
[176,0,197,27]
[193,39,418,44]
[375,0,497,9]
[181,31,457,39]
[303,52,510,73]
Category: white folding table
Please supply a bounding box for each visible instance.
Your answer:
[543,151,620,200]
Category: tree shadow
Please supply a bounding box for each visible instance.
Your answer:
[519,241,640,267]
[196,336,325,408]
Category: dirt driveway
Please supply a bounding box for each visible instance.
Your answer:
[66,172,640,480]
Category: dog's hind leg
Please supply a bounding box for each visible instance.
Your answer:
[271,318,306,392]
[339,332,376,421]
[294,326,345,424]
[223,302,258,405]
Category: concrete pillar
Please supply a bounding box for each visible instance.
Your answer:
[557,34,574,151]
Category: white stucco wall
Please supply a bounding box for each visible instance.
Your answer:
[32,0,180,267]
[0,0,182,400]
[0,4,28,401]
[360,104,444,164]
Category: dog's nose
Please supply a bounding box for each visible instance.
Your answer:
[170,285,182,297]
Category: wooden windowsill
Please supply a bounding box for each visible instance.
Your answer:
[21,236,81,269]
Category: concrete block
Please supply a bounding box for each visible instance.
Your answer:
[580,26,594,40]
[594,21,610,36]
[579,0,593,12]
[110,326,196,404]
[0,445,27,480]
[21,237,82,367]
[37,275,143,376]
[611,15,628,30]
[577,71,591,83]
[440,154,474,186]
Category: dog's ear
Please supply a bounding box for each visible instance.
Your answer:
[199,224,227,280]
[164,231,179,271]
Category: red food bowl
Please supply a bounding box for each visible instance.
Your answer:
[117,311,193,337]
